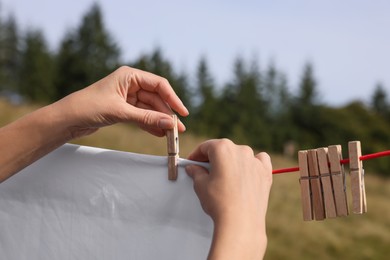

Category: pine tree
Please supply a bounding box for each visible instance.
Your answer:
[371,83,389,120]
[55,3,120,100]
[298,62,318,106]
[263,62,278,114]
[192,57,217,135]
[19,29,55,102]
[55,33,84,99]
[243,58,269,148]
[216,57,245,139]
[292,62,322,148]
[263,64,295,151]
[217,57,268,147]
[0,15,21,94]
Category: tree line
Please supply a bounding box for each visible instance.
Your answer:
[1,3,390,174]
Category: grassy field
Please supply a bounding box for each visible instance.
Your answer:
[2,99,390,259]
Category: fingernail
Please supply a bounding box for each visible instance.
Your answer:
[159,118,173,129]
[179,119,186,131]
[183,106,190,116]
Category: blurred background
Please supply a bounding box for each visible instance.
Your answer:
[1,1,390,259]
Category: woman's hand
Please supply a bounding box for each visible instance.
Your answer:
[0,66,188,182]
[54,66,189,138]
[185,139,272,259]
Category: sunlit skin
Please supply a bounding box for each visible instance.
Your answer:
[0,66,271,259]
[186,139,272,259]
[0,66,188,182]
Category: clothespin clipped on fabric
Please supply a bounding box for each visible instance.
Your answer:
[166,115,179,181]
[298,141,366,221]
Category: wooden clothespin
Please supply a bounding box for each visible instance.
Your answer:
[166,115,179,181]
[307,149,325,220]
[317,147,337,218]
[348,141,367,214]
[298,150,313,221]
[328,145,349,217]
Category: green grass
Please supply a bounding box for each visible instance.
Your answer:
[2,99,390,259]
[266,171,390,259]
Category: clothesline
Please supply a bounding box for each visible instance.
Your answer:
[272,150,390,175]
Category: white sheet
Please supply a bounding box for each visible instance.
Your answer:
[0,144,213,260]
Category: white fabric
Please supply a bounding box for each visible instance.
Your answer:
[0,144,213,260]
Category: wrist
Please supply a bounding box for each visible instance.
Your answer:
[49,94,97,140]
[44,102,74,141]
[209,214,267,260]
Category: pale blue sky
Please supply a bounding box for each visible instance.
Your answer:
[2,0,389,105]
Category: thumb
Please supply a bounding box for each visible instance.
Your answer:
[125,106,174,130]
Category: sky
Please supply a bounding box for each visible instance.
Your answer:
[1,0,389,106]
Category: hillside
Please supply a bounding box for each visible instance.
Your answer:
[1,100,390,259]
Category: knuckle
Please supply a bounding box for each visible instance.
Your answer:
[257,152,273,186]
[260,152,271,162]
[120,65,130,70]
[240,145,254,156]
[210,138,234,155]
[114,66,134,87]
[159,77,170,87]
[117,65,131,73]
[142,110,155,126]
[157,77,172,94]
[218,138,234,147]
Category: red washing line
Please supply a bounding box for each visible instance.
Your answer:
[272,150,390,175]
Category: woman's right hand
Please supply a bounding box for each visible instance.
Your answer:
[185,139,273,259]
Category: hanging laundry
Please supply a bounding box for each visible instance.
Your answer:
[0,144,213,260]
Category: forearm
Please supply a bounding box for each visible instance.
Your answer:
[0,102,72,182]
[208,216,267,260]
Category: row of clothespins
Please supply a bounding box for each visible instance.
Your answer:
[298,141,367,221]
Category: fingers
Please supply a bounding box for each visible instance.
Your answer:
[135,90,172,115]
[186,139,273,228]
[188,139,272,180]
[132,104,185,134]
[135,91,186,132]
[187,139,220,162]
[128,67,189,117]
[138,124,166,137]
[255,152,272,173]
[186,164,209,179]
[123,105,188,137]
[114,66,187,134]
[187,138,238,163]
[123,105,174,130]
[255,152,273,189]
[185,164,209,197]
